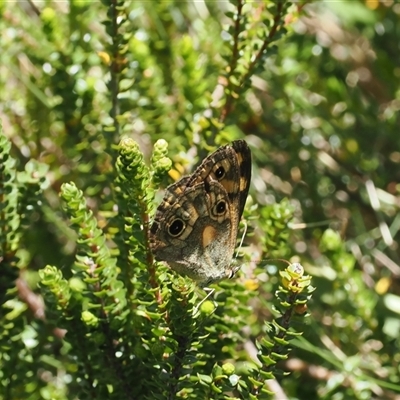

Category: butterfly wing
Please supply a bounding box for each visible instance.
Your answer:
[187,140,252,226]
[150,179,234,285]
[149,140,251,286]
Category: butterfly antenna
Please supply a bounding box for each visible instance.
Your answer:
[235,220,248,259]
[264,258,291,266]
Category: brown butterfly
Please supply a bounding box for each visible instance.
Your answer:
[149,140,252,287]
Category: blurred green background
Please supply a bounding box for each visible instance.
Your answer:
[1,0,400,399]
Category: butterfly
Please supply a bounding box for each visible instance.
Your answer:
[149,140,251,287]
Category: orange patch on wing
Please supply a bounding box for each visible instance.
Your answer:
[222,179,236,193]
[239,176,248,191]
[202,225,217,247]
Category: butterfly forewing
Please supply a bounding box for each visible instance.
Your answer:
[188,140,251,222]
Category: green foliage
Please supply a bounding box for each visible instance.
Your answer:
[0,126,55,398]
[1,0,400,399]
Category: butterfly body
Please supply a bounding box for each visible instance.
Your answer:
[150,140,251,287]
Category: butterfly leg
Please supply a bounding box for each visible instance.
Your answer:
[194,287,215,315]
